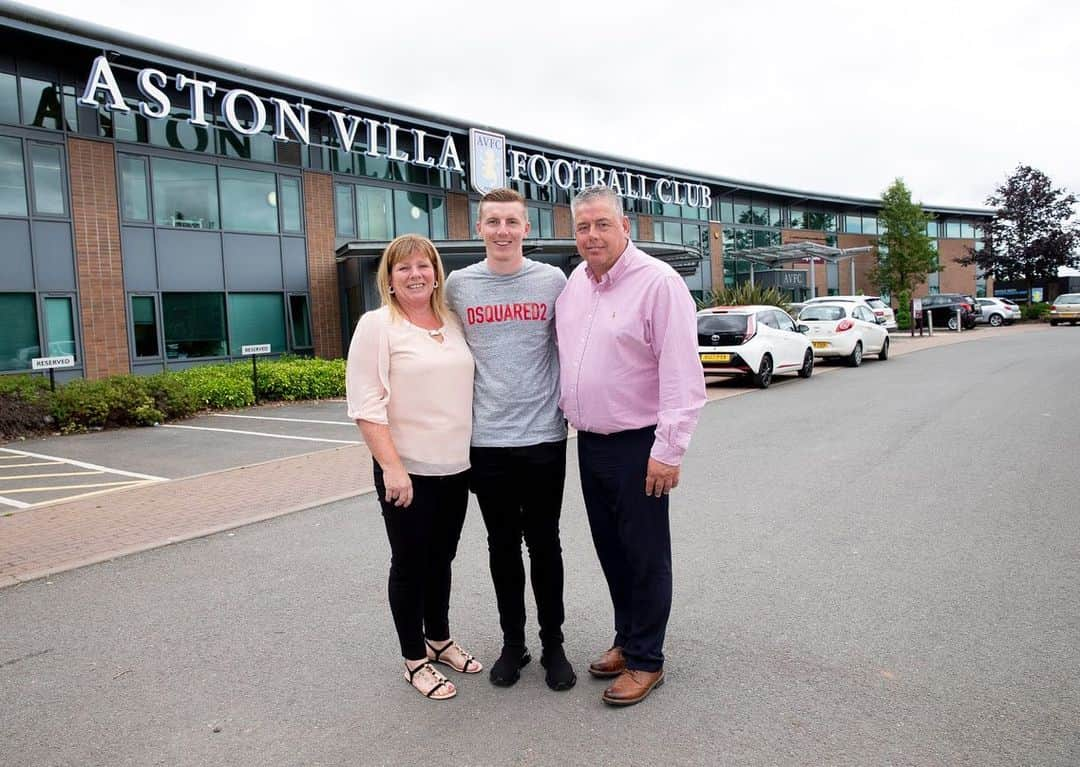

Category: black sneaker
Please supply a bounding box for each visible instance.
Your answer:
[489,646,531,687]
[540,646,577,691]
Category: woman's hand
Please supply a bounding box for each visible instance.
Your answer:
[382,464,414,508]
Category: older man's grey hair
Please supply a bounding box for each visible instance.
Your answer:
[570,186,625,220]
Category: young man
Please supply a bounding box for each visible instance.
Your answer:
[556,185,706,706]
[445,188,575,691]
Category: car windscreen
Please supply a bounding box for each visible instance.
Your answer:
[799,306,845,321]
[1057,294,1080,304]
[865,298,886,310]
[698,314,748,333]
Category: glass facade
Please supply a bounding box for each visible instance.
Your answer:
[228,293,287,354]
[0,134,27,215]
[162,292,227,359]
[335,181,446,241]
[0,293,40,372]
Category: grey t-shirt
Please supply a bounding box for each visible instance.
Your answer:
[445,258,568,447]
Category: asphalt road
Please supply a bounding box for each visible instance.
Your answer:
[2,328,1078,766]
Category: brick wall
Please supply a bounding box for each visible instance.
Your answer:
[837,234,878,295]
[708,222,724,291]
[553,205,572,238]
[302,171,343,358]
[638,214,654,242]
[937,239,978,295]
[447,192,470,239]
[68,137,129,379]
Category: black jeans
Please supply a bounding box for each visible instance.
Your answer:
[469,439,568,650]
[577,426,671,673]
[374,461,469,660]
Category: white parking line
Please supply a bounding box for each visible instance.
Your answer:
[0,448,166,481]
[210,414,354,426]
[0,471,103,480]
[2,480,144,494]
[161,424,363,445]
[0,461,64,469]
[0,495,30,509]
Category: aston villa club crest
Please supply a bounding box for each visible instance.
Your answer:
[469,129,506,194]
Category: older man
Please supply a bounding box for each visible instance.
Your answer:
[555,185,706,706]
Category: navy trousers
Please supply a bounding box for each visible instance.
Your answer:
[577,426,671,673]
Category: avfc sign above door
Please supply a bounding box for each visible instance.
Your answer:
[469,129,506,194]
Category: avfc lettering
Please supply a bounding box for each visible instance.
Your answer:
[466,302,549,325]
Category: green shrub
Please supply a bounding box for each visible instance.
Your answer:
[50,379,112,431]
[171,364,254,409]
[142,373,201,419]
[698,284,791,313]
[0,375,54,439]
[895,290,912,330]
[255,357,346,401]
[1022,301,1050,321]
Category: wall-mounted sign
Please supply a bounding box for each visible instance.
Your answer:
[78,57,463,173]
[80,59,712,209]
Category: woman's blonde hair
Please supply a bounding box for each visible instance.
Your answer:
[375,234,449,323]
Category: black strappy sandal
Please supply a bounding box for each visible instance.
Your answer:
[425,638,483,674]
[404,661,456,700]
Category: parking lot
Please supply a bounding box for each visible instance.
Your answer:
[0,323,1045,514]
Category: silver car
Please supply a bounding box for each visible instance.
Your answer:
[976,297,1021,326]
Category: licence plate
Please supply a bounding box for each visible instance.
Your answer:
[812,341,829,349]
[700,353,731,363]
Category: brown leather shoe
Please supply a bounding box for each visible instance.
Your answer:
[587,646,626,679]
[601,668,665,706]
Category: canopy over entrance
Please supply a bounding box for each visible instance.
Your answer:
[335,239,704,276]
[722,242,874,297]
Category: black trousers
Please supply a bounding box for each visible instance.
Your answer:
[578,426,671,673]
[374,461,469,660]
[469,439,568,649]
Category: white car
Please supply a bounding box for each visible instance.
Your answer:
[976,297,1021,326]
[697,305,814,389]
[797,301,890,366]
[805,295,897,330]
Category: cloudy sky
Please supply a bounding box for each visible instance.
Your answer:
[15,0,1079,210]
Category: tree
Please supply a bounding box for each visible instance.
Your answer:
[957,165,1078,300]
[869,178,939,307]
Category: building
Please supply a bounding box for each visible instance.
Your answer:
[0,1,993,380]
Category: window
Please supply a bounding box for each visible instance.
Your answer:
[358,185,393,239]
[20,78,70,131]
[774,311,796,332]
[29,143,65,216]
[0,293,40,371]
[789,207,804,229]
[279,177,303,233]
[0,73,18,124]
[162,292,227,358]
[131,295,159,358]
[756,311,778,329]
[220,166,278,233]
[289,294,312,348]
[335,183,355,237]
[394,190,436,238]
[119,155,150,222]
[844,214,863,234]
[944,220,962,239]
[228,293,286,354]
[0,135,28,216]
[926,220,940,238]
[43,296,76,358]
[152,158,218,229]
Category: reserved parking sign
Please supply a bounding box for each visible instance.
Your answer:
[241,344,271,355]
[31,355,75,370]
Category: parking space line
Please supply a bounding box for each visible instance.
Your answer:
[2,480,144,494]
[160,424,363,444]
[0,448,167,481]
[0,495,31,509]
[1,471,104,480]
[0,461,65,469]
[210,414,354,426]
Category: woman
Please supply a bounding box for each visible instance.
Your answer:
[346,234,481,700]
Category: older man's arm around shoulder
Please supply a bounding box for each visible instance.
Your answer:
[644,274,707,497]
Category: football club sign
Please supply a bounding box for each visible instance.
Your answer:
[469,129,506,194]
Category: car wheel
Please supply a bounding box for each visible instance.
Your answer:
[753,354,773,389]
[947,315,959,331]
[847,341,863,367]
[797,348,814,378]
[878,337,889,361]
[989,313,1003,327]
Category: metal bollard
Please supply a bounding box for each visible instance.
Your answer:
[956,307,962,332]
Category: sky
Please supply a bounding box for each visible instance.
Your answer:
[13,0,1080,210]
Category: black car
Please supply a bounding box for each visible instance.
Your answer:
[918,293,978,330]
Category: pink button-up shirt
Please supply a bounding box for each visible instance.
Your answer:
[555,240,706,466]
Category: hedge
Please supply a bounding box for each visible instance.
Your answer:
[0,356,347,440]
